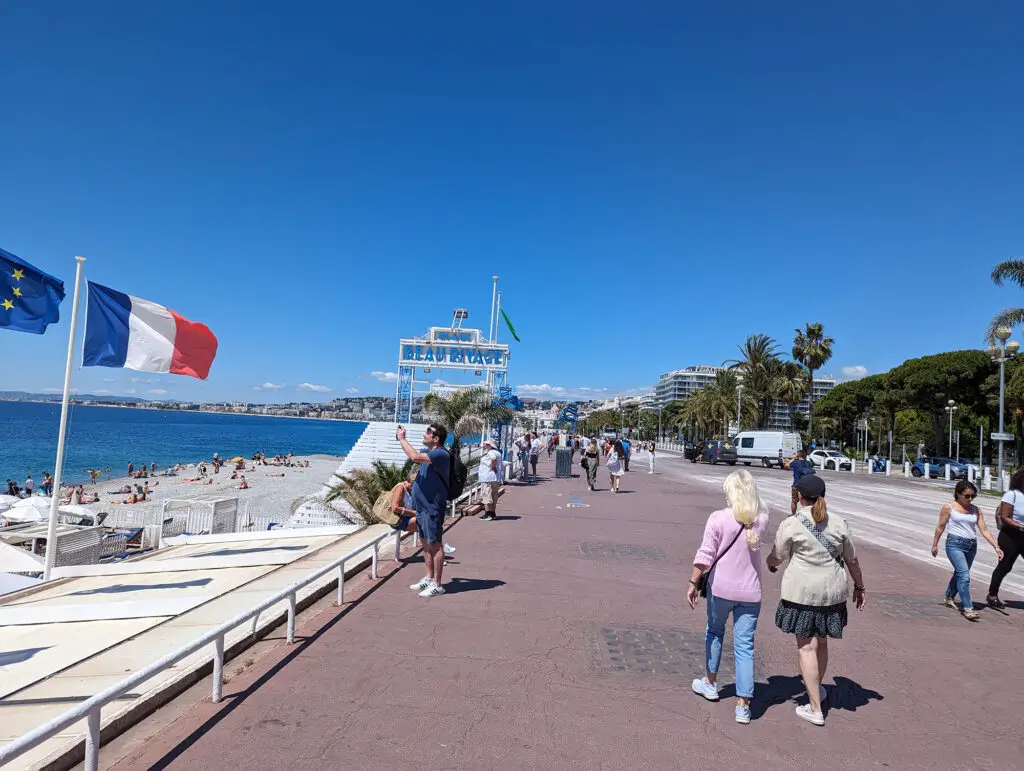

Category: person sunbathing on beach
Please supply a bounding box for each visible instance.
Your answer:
[238,476,249,490]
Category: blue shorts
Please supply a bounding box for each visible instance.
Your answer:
[391,515,412,532]
[416,509,444,545]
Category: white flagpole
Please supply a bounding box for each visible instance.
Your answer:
[43,256,86,580]
[488,275,499,342]
[494,291,502,344]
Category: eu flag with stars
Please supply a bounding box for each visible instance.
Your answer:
[0,247,66,334]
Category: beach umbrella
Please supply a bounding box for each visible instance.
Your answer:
[230,456,245,463]
[6,497,53,522]
[10,496,54,510]
[0,494,19,511]
[59,504,96,518]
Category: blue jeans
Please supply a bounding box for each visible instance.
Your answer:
[945,535,977,610]
[706,592,761,699]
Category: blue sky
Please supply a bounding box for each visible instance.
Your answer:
[1,2,1022,403]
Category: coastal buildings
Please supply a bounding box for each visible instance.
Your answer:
[654,365,835,431]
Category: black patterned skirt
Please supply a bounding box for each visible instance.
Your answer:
[775,600,848,639]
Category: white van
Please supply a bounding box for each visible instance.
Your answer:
[732,431,802,469]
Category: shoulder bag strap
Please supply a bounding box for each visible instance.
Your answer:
[705,524,745,576]
[797,515,843,566]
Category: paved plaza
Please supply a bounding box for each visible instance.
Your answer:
[104,453,1023,770]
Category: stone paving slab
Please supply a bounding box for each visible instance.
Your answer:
[106,456,1024,771]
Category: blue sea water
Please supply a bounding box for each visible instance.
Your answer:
[0,401,367,486]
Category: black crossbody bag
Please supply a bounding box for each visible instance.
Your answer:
[695,525,744,598]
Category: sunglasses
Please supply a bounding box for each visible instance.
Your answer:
[960,493,976,500]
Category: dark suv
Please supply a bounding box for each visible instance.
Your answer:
[701,439,738,466]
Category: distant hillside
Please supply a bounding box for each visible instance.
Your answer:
[0,391,147,404]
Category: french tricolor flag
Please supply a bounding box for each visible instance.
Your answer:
[83,282,218,380]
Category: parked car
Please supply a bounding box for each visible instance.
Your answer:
[809,449,853,471]
[701,439,737,465]
[912,456,967,479]
[733,430,802,469]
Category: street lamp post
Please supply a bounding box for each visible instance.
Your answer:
[988,328,1020,491]
[736,384,742,433]
[945,399,958,457]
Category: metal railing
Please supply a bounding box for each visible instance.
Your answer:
[0,527,404,771]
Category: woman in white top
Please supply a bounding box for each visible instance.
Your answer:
[606,440,625,493]
[931,480,1001,621]
[766,474,866,727]
[987,469,1024,608]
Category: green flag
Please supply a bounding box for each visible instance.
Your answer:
[500,308,520,342]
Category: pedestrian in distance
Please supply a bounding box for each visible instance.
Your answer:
[987,468,1024,609]
[24,475,34,497]
[398,423,451,598]
[607,440,625,493]
[582,438,600,491]
[478,438,502,521]
[788,450,816,515]
[687,470,770,724]
[931,480,1001,621]
[621,438,631,472]
[766,474,866,727]
[516,433,530,482]
[530,432,542,478]
[647,440,656,474]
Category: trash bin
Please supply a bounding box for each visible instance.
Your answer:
[555,448,573,478]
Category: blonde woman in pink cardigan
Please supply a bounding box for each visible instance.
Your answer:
[686,469,770,725]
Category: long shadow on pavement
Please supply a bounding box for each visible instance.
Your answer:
[722,674,883,720]
[444,577,506,594]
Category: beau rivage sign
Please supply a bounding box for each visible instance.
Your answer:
[398,327,510,370]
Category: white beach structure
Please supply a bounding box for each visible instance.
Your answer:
[287,422,431,527]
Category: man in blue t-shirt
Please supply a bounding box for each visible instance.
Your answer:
[398,422,450,597]
[789,450,815,515]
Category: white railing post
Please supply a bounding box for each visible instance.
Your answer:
[886,460,892,476]
[286,593,297,644]
[212,634,224,703]
[945,464,951,481]
[924,462,930,479]
[851,459,856,474]
[371,546,378,579]
[904,461,911,477]
[968,466,976,483]
[337,564,345,605]
[84,708,101,771]
[394,530,401,561]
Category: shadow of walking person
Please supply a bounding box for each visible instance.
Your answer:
[749,675,806,719]
[829,676,884,712]
[444,577,507,594]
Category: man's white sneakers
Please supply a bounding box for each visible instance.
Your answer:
[410,577,432,591]
[419,582,445,598]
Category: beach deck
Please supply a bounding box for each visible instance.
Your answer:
[78,452,1023,771]
[0,524,405,770]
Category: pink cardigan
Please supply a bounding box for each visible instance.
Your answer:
[693,507,769,604]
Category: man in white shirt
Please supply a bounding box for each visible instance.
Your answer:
[478,438,502,521]
[530,434,542,478]
[515,434,530,481]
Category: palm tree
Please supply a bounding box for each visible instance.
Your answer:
[792,323,834,441]
[988,259,1024,343]
[770,359,810,434]
[421,387,514,456]
[325,459,416,523]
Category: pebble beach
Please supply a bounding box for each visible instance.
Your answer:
[71,454,344,523]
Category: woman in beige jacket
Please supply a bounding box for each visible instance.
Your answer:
[766,474,866,727]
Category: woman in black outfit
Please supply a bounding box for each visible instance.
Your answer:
[987,469,1024,608]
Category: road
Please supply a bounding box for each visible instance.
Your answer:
[657,450,1024,599]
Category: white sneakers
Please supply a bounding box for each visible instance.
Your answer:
[691,678,720,701]
[795,704,825,726]
[443,542,456,555]
[409,577,446,597]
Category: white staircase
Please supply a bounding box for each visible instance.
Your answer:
[287,422,431,528]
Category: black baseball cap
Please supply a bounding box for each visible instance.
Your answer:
[796,474,826,498]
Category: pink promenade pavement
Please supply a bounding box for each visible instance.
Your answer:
[108,455,1022,770]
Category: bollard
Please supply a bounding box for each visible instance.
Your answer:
[923,462,930,479]
[1002,470,1010,491]
[983,466,992,489]
[886,460,892,476]
[851,459,856,474]
[904,461,911,477]
[867,459,874,474]
[945,464,951,481]
[968,466,976,483]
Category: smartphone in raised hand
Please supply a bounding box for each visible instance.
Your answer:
[396,425,403,440]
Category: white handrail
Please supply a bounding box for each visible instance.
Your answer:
[0,527,401,771]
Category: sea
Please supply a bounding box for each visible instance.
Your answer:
[0,401,367,486]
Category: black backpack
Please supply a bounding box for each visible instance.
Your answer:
[431,449,468,502]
